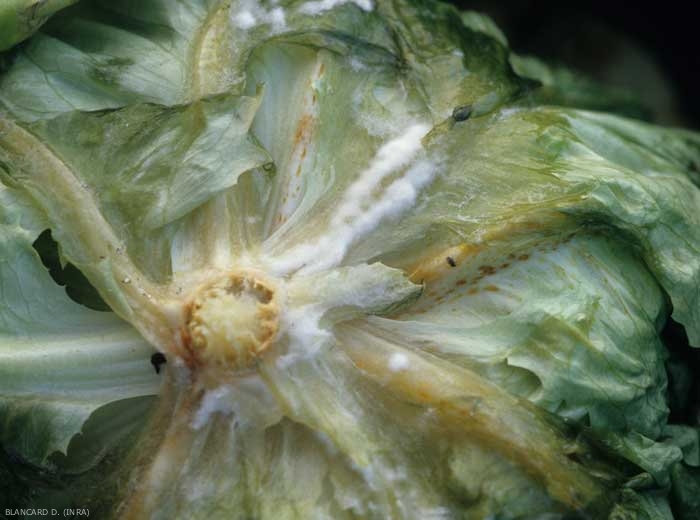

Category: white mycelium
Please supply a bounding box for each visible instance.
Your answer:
[267,123,435,275]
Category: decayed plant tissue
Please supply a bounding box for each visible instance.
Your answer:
[2,0,700,518]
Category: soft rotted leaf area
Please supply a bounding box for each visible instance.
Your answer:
[1,1,700,519]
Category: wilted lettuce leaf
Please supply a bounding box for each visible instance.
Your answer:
[461,10,650,119]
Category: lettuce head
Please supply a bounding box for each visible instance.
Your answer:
[1,1,700,519]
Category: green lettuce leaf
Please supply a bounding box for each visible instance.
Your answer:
[0,92,272,342]
[608,489,674,520]
[0,0,79,51]
[670,463,700,519]
[0,0,235,119]
[461,11,649,118]
[0,181,159,466]
[366,233,670,439]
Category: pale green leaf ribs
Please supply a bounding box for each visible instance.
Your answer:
[1,1,700,518]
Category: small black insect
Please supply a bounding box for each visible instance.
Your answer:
[446,256,456,267]
[151,352,167,374]
[452,105,472,122]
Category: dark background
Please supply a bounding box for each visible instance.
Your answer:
[449,0,700,129]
